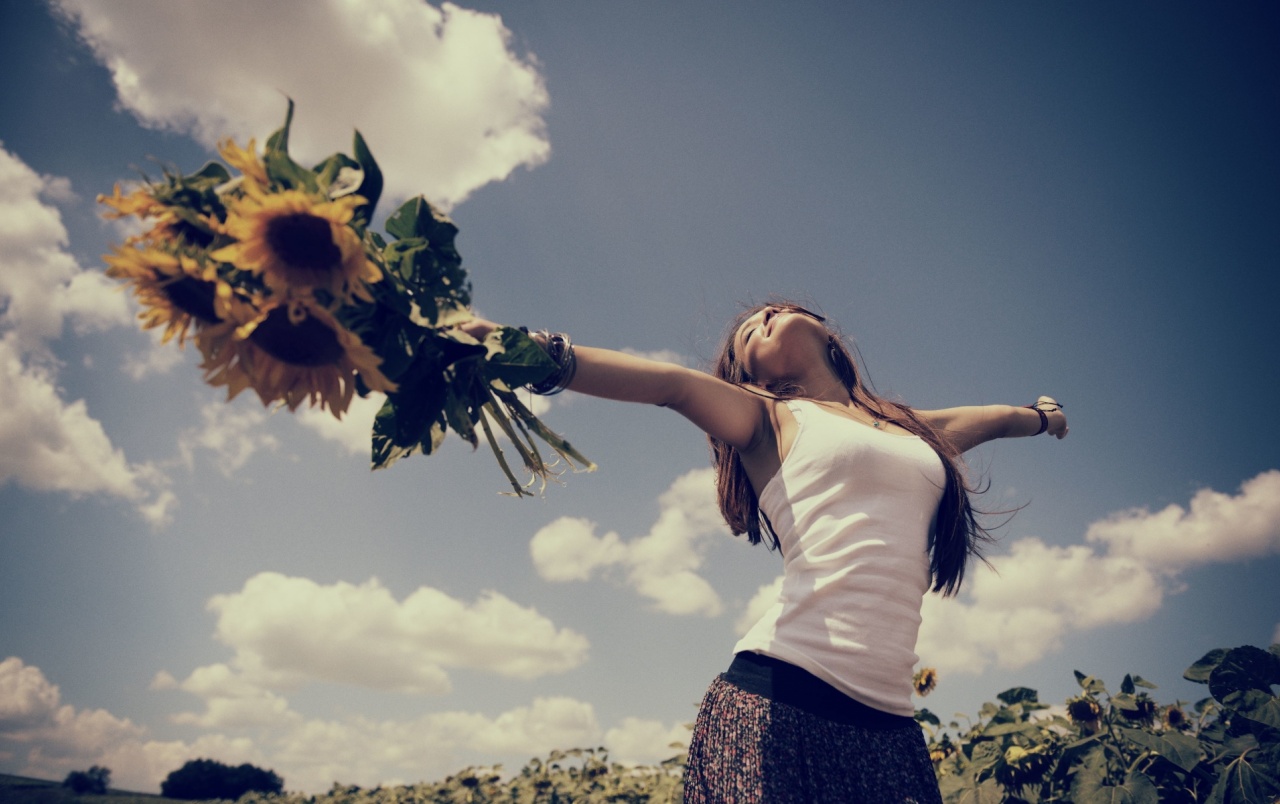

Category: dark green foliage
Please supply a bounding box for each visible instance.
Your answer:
[62,765,110,794]
[929,643,1280,804]
[161,758,283,800]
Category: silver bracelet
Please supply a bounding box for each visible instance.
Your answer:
[523,328,577,395]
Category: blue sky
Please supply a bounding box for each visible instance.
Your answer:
[1,0,1277,794]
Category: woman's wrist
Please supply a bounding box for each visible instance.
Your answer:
[1023,397,1066,439]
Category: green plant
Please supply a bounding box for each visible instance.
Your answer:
[924,643,1280,803]
[162,758,284,800]
[62,765,110,795]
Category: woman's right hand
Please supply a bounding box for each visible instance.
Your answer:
[457,314,498,341]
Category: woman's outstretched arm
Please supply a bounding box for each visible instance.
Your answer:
[461,318,770,453]
[917,397,1068,455]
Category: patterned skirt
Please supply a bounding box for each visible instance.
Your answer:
[683,655,942,803]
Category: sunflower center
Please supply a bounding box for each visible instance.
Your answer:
[250,305,346,367]
[264,213,341,278]
[163,277,219,322]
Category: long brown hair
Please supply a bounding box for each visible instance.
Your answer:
[708,301,995,596]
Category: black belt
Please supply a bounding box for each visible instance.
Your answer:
[722,651,916,730]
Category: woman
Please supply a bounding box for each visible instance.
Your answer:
[467,302,1068,802]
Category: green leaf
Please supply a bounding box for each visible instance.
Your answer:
[1054,737,1103,789]
[260,99,317,191]
[351,129,383,223]
[484,327,558,388]
[1121,674,1135,695]
[1116,727,1202,772]
[265,98,294,155]
[1074,671,1108,694]
[263,148,318,193]
[1130,675,1158,690]
[442,385,478,448]
[376,343,448,456]
[983,721,1039,737]
[968,740,1002,774]
[1073,766,1159,804]
[938,775,1002,804]
[997,687,1039,707]
[1209,646,1280,727]
[386,195,458,243]
[380,238,471,323]
[1112,692,1139,711]
[1185,649,1229,684]
[1206,749,1280,804]
[435,334,488,368]
[372,398,413,469]
[313,152,361,197]
[189,161,232,184]
[915,708,941,727]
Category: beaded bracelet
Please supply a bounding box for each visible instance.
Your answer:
[522,327,577,395]
[1026,406,1048,436]
[1024,400,1064,436]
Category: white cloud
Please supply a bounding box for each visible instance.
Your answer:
[122,328,189,380]
[0,145,170,523]
[918,470,1280,675]
[0,334,142,500]
[237,696,603,793]
[530,517,629,582]
[1273,623,1280,646]
[1085,470,1280,573]
[158,572,589,725]
[4,657,592,793]
[51,0,550,209]
[178,401,280,476]
[0,145,129,350]
[296,392,384,456]
[735,576,783,636]
[455,697,599,756]
[0,657,62,730]
[6,654,683,794]
[0,656,257,793]
[530,468,728,616]
[916,543,1162,674]
[602,717,689,765]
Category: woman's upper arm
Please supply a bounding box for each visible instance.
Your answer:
[569,345,768,451]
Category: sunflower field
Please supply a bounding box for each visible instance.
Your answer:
[921,642,1280,803]
[213,643,1280,803]
[100,103,591,495]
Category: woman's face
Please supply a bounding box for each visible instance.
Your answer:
[733,304,829,383]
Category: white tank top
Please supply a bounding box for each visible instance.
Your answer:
[733,398,946,716]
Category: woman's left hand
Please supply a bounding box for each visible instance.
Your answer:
[1033,396,1069,439]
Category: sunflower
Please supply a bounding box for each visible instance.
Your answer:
[212,183,380,305]
[1164,705,1188,730]
[217,137,269,186]
[99,184,218,248]
[997,744,1052,787]
[913,667,938,697]
[1066,695,1103,734]
[197,295,396,417]
[104,246,220,345]
[99,184,167,220]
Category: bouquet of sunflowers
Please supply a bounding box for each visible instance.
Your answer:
[100,102,592,494]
